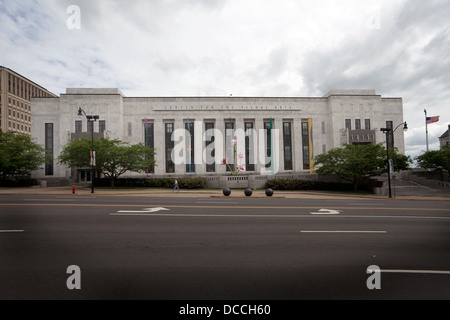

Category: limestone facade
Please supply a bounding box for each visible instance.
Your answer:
[31,88,405,180]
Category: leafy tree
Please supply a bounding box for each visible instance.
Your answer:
[0,130,46,178]
[58,137,156,186]
[314,143,411,191]
[389,148,413,172]
[415,146,450,171]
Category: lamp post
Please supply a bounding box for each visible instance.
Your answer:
[380,122,408,198]
[78,108,99,193]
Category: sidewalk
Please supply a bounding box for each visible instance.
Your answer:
[0,186,449,200]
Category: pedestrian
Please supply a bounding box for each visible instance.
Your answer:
[173,179,180,192]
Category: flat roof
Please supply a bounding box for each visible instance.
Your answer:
[0,66,58,97]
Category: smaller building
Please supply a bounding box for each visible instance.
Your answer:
[0,66,57,135]
[439,125,450,149]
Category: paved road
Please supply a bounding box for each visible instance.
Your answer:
[1,194,449,300]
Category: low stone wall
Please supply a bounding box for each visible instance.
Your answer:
[205,173,348,189]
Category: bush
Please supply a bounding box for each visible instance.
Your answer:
[265,178,376,192]
[95,177,206,189]
[0,178,38,187]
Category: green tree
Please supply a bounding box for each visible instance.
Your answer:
[0,130,46,178]
[389,148,413,172]
[415,146,450,171]
[315,144,411,191]
[58,137,156,187]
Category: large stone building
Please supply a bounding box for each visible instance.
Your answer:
[31,88,405,182]
[0,66,57,135]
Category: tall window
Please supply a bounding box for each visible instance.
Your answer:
[185,121,195,173]
[205,122,215,173]
[365,119,371,130]
[75,120,82,133]
[45,123,54,175]
[87,120,94,133]
[283,122,293,170]
[165,123,175,173]
[99,120,106,134]
[144,121,155,173]
[245,122,255,171]
[302,122,309,170]
[345,119,351,130]
[355,119,361,130]
[225,120,235,172]
[264,121,272,169]
[386,121,394,150]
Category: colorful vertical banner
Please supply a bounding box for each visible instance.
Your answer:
[270,118,274,175]
[145,118,148,178]
[188,118,192,175]
[308,118,314,174]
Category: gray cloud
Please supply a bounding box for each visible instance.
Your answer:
[1,0,449,157]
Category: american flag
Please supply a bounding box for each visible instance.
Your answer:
[426,116,439,124]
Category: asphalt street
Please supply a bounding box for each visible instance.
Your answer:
[1,194,450,300]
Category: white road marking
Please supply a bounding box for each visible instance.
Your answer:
[381,269,450,275]
[24,199,75,201]
[300,231,387,234]
[310,209,341,215]
[108,213,450,220]
[195,201,240,204]
[116,207,170,213]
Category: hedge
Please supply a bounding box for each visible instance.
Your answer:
[265,178,379,192]
[0,178,39,187]
[95,177,207,189]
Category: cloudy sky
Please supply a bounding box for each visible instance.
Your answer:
[1,0,449,159]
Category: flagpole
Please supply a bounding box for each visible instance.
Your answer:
[426,109,429,152]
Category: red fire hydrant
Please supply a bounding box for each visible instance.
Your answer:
[72,185,76,194]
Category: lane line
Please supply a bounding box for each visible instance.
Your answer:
[108,213,450,220]
[24,199,75,201]
[300,231,387,234]
[381,269,450,275]
[1,203,449,212]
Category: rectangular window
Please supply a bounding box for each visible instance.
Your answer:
[45,123,54,176]
[386,121,394,150]
[365,119,371,130]
[144,121,155,173]
[283,122,293,170]
[345,119,351,130]
[127,122,132,136]
[245,122,255,172]
[87,120,94,133]
[185,121,195,173]
[75,120,82,133]
[302,122,309,170]
[165,123,175,173]
[225,120,235,172]
[355,119,361,130]
[99,120,106,134]
[205,122,215,173]
[264,121,272,169]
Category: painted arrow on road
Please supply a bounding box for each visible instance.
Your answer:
[310,209,341,215]
[116,207,170,213]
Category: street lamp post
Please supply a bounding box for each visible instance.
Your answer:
[78,108,99,194]
[380,122,408,198]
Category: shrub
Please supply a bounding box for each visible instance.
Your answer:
[94,177,206,189]
[0,178,38,187]
[265,179,376,192]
